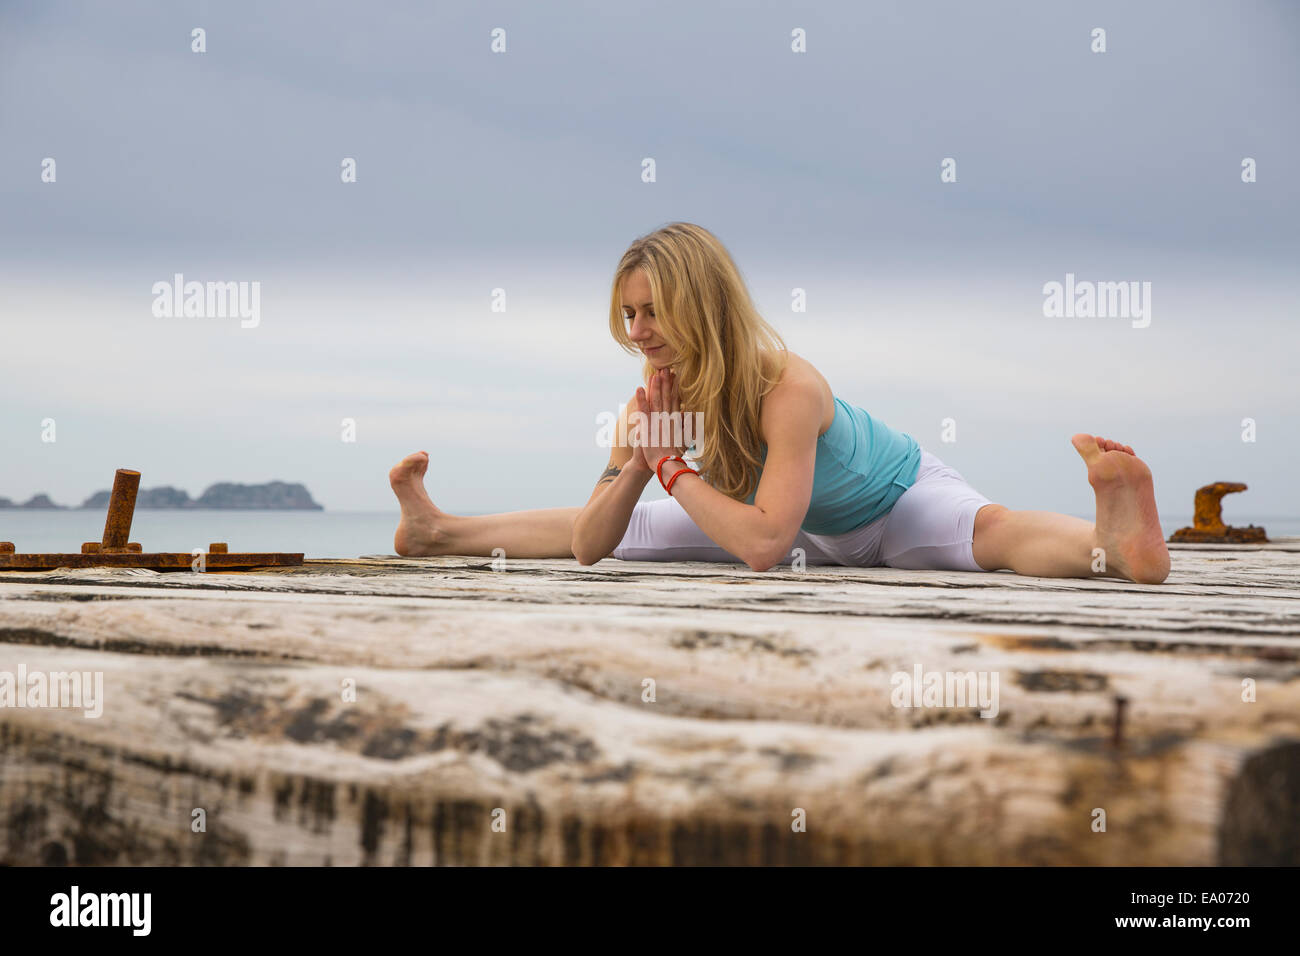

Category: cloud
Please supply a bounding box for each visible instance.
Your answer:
[1,0,1296,514]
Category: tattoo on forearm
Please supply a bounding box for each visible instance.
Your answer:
[596,465,620,486]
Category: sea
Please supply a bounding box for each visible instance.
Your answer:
[1,511,1297,561]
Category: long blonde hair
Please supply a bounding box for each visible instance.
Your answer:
[608,222,789,501]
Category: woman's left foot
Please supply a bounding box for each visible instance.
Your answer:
[1071,434,1170,584]
[389,451,453,556]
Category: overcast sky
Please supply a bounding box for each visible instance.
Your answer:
[2,0,1297,523]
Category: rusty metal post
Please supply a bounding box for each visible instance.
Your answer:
[1,467,304,571]
[1169,482,1267,543]
[101,469,141,552]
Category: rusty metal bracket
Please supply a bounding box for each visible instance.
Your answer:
[1168,482,1268,543]
[0,468,305,571]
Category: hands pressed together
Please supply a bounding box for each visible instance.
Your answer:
[632,368,692,479]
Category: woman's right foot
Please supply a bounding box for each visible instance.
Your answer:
[1071,434,1170,584]
[389,451,453,556]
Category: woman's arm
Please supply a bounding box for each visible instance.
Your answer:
[572,393,655,565]
[666,376,821,571]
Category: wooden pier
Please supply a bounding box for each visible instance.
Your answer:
[1,540,1297,866]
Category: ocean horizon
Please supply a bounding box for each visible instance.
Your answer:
[1,509,1296,561]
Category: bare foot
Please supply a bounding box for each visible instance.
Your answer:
[1071,434,1170,584]
[389,451,453,556]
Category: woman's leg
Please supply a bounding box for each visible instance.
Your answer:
[612,497,746,563]
[972,435,1170,584]
[390,451,579,558]
[390,451,842,565]
[884,437,1169,584]
[613,495,842,565]
[969,505,1098,577]
[389,451,784,562]
[879,450,996,573]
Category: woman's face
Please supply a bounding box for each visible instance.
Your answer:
[621,270,676,368]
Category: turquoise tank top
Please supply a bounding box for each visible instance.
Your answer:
[744,395,922,535]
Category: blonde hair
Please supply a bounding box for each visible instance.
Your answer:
[608,222,789,501]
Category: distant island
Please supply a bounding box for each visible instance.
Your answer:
[0,481,323,511]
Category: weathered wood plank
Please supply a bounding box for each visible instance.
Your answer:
[0,644,1275,866]
[1,590,1297,735]
[2,547,1298,865]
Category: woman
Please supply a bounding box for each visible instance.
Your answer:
[390,223,1170,584]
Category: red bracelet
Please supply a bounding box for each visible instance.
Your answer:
[656,454,687,487]
[664,466,695,496]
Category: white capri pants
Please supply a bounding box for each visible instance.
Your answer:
[612,448,995,572]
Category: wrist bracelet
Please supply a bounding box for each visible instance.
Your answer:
[664,466,695,496]
[656,454,688,487]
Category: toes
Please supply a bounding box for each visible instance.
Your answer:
[389,453,428,486]
[1095,437,1136,456]
[1071,433,1104,463]
[1075,434,1139,461]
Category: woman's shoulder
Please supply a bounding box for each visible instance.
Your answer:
[762,348,811,385]
[760,350,836,438]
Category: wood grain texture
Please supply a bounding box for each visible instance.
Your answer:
[1,540,1298,865]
